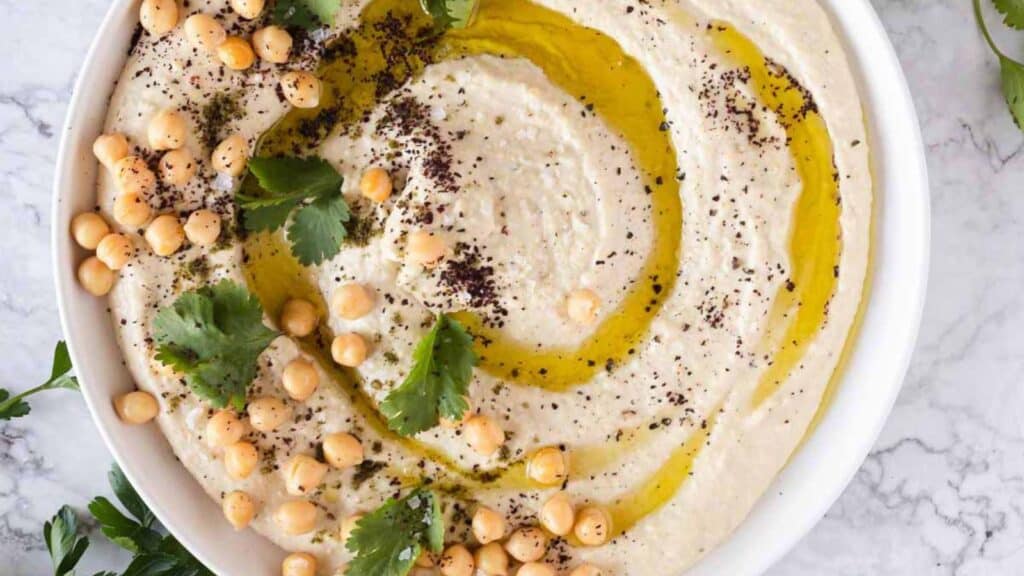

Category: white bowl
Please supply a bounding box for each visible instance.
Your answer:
[52,1,929,574]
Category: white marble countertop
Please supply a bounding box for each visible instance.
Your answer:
[1,0,1022,574]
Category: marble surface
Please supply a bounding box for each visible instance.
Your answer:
[0,0,1021,574]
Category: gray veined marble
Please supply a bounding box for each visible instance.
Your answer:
[1,0,1022,574]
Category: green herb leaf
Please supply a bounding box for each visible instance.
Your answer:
[419,0,478,29]
[0,341,79,421]
[380,314,476,436]
[238,156,349,266]
[272,0,340,29]
[1000,55,1024,128]
[121,537,214,576]
[153,280,279,411]
[994,0,1024,29]
[87,497,162,554]
[44,506,90,576]
[109,465,156,528]
[345,488,443,576]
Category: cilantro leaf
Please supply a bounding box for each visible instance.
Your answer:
[272,0,340,30]
[153,280,279,411]
[345,488,443,576]
[44,506,90,576]
[994,0,1024,29]
[419,0,478,29]
[1000,55,1024,128]
[379,314,476,436]
[238,156,349,266]
[0,341,79,421]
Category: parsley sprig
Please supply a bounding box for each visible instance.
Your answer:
[0,341,78,421]
[238,156,351,266]
[44,506,90,576]
[419,0,479,29]
[380,314,477,436]
[153,280,279,411]
[345,487,444,576]
[975,0,1024,128]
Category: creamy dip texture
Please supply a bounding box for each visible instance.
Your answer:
[96,0,871,573]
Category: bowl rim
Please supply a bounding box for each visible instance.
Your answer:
[52,1,929,575]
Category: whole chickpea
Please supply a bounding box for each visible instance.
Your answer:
[439,544,474,576]
[274,500,317,535]
[114,156,156,196]
[282,552,317,576]
[322,432,363,469]
[222,490,257,530]
[359,167,393,203]
[528,447,568,486]
[212,134,249,176]
[113,390,158,424]
[92,133,129,169]
[223,441,259,480]
[184,13,226,52]
[566,288,601,325]
[519,563,556,576]
[473,542,508,576]
[280,71,321,109]
[144,214,186,257]
[504,527,548,563]
[406,231,446,267]
[464,415,504,457]
[471,507,506,545]
[573,506,612,547]
[331,333,368,368]
[229,0,265,19]
[416,551,435,568]
[113,193,153,229]
[78,256,115,297]
[139,0,179,37]
[159,148,197,186]
[248,396,291,432]
[206,410,245,447]
[184,209,222,246]
[96,233,133,271]
[282,358,320,401]
[71,212,111,250]
[217,36,256,71]
[252,26,292,64]
[283,454,328,495]
[148,108,188,151]
[568,564,604,576]
[280,298,318,337]
[539,492,575,536]
[331,283,374,320]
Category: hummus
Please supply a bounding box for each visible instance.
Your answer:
[98,0,871,573]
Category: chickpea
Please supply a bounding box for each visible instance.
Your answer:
[248,396,291,432]
[505,527,547,563]
[568,565,603,576]
[464,415,504,457]
[284,454,328,495]
[78,256,115,297]
[573,506,612,547]
[322,432,363,469]
[114,155,156,196]
[280,71,321,109]
[184,13,226,52]
[416,551,435,568]
[224,441,259,480]
[439,544,474,576]
[406,231,446,267]
[148,108,188,151]
[217,36,256,71]
[206,409,245,447]
[331,283,374,320]
[113,390,158,424]
[440,397,471,429]
[253,26,292,64]
[212,134,249,176]
[71,212,111,250]
[528,447,568,486]
[471,507,506,545]
[96,233,133,271]
[274,500,317,535]
[230,0,265,19]
[184,209,222,246]
[280,298,318,337]
[566,288,601,325]
[331,333,368,368]
[144,214,185,257]
[359,167,393,203]
[113,193,153,229]
[139,0,179,37]
[159,148,197,186]
[340,514,363,543]
[92,133,129,169]
[539,492,574,536]
[222,490,257,530]
[473,542,508,576]
[518,563,555,576]
[282,552,317,576]
[282,358,319,401]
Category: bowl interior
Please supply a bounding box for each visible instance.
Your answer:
[52,1,929,575]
